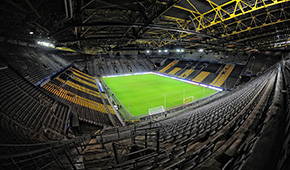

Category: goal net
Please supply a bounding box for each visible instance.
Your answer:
[148,105,165,115]
[183,96,195,104]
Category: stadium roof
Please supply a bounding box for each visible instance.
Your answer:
[1,0,290,54]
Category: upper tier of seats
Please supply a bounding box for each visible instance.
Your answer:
[0,43,71,85]
[76,57,154,76]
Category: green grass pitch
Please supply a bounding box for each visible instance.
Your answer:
[103,74,218,117]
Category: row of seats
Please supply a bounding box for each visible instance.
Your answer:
[168,67,181,75]
[192,71,210,82]
[56,77,103,101]
[42,82,109,113]
[0,67,70,144]
[275,60,290,170]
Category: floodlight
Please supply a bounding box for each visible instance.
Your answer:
[37,41,55,48]
[198,49,204,52]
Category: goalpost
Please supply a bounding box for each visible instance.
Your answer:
[148,105,165,115]
[183,96,195,104]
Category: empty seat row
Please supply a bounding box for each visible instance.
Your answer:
[0,67,70,143]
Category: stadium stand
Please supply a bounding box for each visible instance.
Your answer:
[2,1,290,169]
[2,60,287,170]
[80,57,153,76]
[158,59,244,88]
[0,66,70,143]
[0,44,123,143]
[0,43,71,85]
[41,67,121,127]
[277,59,290,170]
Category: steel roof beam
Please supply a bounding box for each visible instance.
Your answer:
[51,22,214,38]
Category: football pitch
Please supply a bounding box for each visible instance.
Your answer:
[102,73,218,117]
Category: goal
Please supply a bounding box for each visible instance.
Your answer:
[148,105,165,115]
[183,96,195,104]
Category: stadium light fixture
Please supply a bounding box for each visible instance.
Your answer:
[158,50,162,53]
[198,49,204,52]
[146,50,150,53]
[29,31,34,35]
[181,49,184,52]
[164,49,168,53]
[176,49,180,52]
[37,41,55,48]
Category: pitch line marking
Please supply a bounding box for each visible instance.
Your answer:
[144,99,154,106]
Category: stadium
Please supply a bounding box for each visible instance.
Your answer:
[0,0,290,170]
